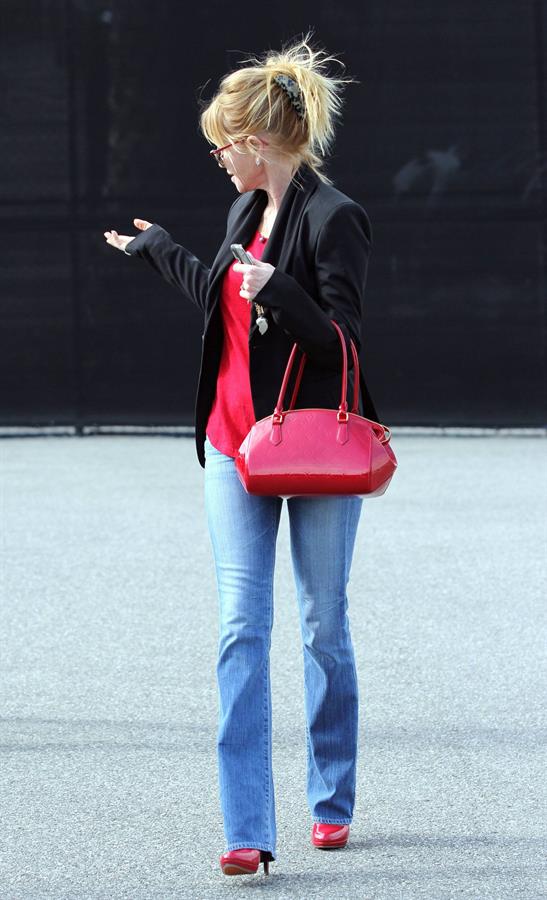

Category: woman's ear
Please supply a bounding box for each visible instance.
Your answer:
[247,135,262,157]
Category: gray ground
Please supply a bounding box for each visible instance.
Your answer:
[0,433,546,899]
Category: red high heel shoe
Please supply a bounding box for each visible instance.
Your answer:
[311,822,350,849]
[219,848,271,876]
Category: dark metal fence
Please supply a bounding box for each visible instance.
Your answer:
[1,2,545,427]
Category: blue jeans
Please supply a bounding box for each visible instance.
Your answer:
[203,435,363,861]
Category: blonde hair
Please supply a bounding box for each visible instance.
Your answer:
[198,30,358,186]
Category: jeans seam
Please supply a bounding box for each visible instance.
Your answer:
[346,499,359,818]
[312,817,352,824]
[263,512,275,849]
[225,842,275,853]
[263,653,270,847]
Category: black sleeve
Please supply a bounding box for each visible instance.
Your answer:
[254,201,373,371]
[123,223,211,314]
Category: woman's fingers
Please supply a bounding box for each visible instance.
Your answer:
[103,230,134,251]
[103,219,152,251]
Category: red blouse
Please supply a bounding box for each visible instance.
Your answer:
[205,228,268,458]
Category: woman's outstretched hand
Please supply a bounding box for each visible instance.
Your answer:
[104,218,154,252]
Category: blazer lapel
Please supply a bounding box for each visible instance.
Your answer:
[206,193,266,305]
[258,163,319,267]
[205,164,320,330]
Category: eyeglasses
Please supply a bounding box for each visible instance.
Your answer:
[209,138,269,167]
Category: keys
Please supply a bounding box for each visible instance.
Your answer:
[254,302,268,335]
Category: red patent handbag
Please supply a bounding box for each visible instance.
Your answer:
[235,320,398,499]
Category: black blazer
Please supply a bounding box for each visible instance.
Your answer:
[124,162,380,468]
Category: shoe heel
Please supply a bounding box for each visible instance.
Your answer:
[220,848,272,876]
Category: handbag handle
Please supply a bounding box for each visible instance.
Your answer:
[286,321,360,414]
[273,320,390,444]
[274,320,356,421]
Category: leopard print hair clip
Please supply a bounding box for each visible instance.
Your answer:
[273,74,306,120]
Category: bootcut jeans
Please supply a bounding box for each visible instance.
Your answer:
[203,434,363,862]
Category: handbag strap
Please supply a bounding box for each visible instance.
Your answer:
[276,320,359,419]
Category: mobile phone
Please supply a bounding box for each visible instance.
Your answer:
[229,242,269,334]
[230,243,254,265]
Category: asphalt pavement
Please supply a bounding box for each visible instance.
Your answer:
[1,432,546,899]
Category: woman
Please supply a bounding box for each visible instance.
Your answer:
[104,32,380,878]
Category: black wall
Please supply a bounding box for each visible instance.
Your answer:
[1,1,546,427]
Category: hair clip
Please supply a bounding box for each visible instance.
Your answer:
[273,74,306,120]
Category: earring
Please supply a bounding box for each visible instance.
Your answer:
[255,157,261,166]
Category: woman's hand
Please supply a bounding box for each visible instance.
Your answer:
[103,218,153,252]
[233,252,275,303]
